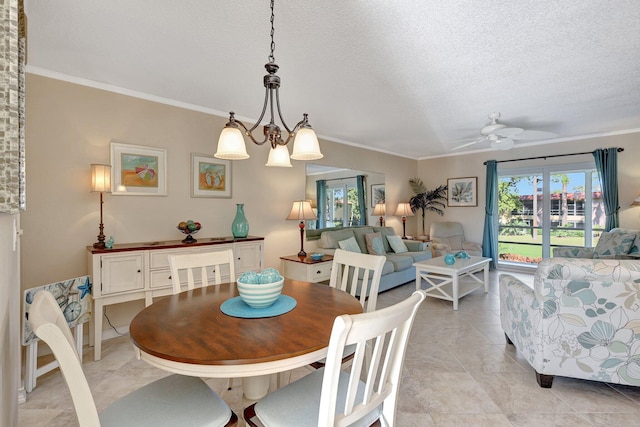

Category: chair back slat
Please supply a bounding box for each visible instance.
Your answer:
[168,249,235,294]
[329,249,386,313]
[319,290,426,426]
[29,291,101,426]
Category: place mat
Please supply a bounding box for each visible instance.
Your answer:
[220,295,297,319]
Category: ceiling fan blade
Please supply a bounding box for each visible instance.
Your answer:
[511,130,558,140]
[451,138,485,151]
[490,137,515,150]
[493,127,523,137]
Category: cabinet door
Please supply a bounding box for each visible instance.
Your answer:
[234,242,263,275]
[101,254,144,295]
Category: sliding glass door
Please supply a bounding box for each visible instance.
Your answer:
[497,163,604,266]
[324,182,362,227]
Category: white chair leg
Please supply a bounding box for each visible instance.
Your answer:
[74,323,83,363]
[25,342,37,393]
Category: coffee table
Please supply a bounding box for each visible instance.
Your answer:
[414,256,490,310]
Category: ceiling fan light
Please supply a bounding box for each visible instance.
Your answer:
[265,145,292,167]
[215,126,250,160]
[290,127,323,160]
[490,137,515,150]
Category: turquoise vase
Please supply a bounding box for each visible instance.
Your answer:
[231,204,249,238]
[444,254,456,265]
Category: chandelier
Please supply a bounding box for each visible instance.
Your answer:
[214,0,323,166]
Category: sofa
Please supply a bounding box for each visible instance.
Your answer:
[315,226,432,293]
[500,257,640,388]
[553,227,640,259]
[429,221,482,257]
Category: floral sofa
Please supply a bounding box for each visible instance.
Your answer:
[500,257,640,388]
[315,226,431,293]
[553,228,640,259]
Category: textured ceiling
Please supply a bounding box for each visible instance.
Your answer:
[23,0,640,159]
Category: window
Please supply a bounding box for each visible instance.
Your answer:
[497,163,603,266]
[324,181,361,227]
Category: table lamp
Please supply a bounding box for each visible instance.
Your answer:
[372,203,386,226]
[394,202,414,239]
[91,164,112,249]
[286,200,317,257]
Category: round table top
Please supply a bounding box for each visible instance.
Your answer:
[129,280,363,366]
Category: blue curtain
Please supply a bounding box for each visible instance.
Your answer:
[316,180,326,229]
[356,175,366,225]
[482,160,499,269]
[593,148,619,231]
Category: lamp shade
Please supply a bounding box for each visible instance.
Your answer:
[215,126,250,160]
[290,127,323,160]
[91,164,112,193]
[265,145,292,167]
[394,202,414,217]
[286,200,317,220]
[372,203,386,216]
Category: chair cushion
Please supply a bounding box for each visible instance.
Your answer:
[593,231,635,258]
[387,235,408,253]
[365,232,385,255]
[407,251,432,263]
[338,236,362,253]
[254,368,381,427]
[99,374,232,427]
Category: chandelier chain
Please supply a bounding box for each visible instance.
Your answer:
[268,0,276,64]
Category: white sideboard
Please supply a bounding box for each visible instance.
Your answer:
[87,236,264,360]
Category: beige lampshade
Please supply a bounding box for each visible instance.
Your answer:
[372,203,386,216]
[265,145,292,167]
[215,126,250,160]
[290,127,323,160]
[394,202,414,217]
[286,200,317,220]
[91,164,112,193]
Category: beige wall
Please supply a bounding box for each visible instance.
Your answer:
[416,133,640,244]
[22,74,417,330]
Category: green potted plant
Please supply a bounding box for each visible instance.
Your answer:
[408,178,447,239]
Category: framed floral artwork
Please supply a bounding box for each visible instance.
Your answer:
[447,177,477,207]
[191,153,231,198]
[111,142,167,196]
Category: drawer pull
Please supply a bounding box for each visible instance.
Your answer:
[316,270,321,274]
[137,270,141,273]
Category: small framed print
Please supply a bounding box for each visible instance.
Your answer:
[111,142,167,196]
[371,184,385,208]
[447,177,477,207]
[191,153,231,198]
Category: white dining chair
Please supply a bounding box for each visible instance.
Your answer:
[329,248,386,313]
[244,290,426,427]
[28,290,238,427]
[168,248,236,294]
[306,248,386,371]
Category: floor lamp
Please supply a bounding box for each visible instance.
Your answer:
[372,202,386,226]
[394,202,414,239]
[91,164,112,249]
[286,200,317,257]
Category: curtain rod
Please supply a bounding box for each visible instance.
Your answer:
[483,147,624,165]
[321,175,365,182]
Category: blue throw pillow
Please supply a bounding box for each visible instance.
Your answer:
[338,236,362,253]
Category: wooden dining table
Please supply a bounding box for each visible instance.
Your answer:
[129,279,362,400]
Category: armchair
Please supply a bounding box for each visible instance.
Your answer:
[500,257,640,388]
[429,221,482,257]
[553,228,640,259]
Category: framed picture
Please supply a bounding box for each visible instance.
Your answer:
[111,142,167,196]
[371,184,385,208]
[447,177,477,207]
[191,153,231,198]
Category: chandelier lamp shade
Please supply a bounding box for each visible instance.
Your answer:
[214,0,323,166]
[90,164,112,249]
[286,200,317,257]
[372,203,386,226]
[394,202,414,239]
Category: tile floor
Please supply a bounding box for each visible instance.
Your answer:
[18,270,640,426]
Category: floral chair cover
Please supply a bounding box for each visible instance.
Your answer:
[500,258,640,387]
[553,228,640,259]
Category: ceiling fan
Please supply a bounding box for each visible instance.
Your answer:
[452,112,558,151]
